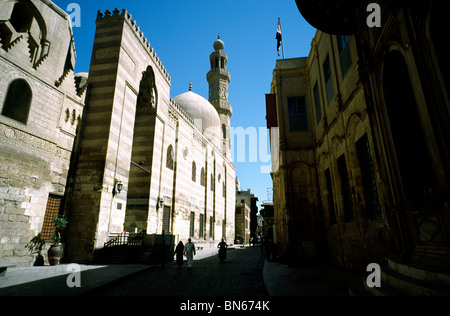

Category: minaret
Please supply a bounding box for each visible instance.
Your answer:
[207,34,232,156]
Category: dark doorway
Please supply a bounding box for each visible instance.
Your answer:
[382,51,436,200]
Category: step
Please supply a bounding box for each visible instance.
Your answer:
[387,258,450,288]
[362,276,404,296]
[0,264,15,277]
[382,260,450,296]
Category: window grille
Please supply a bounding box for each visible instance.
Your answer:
[41,195,63,241]
[356,135,382,219]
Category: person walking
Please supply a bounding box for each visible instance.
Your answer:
[217,238,227,262]
[174,240,184,269]
[184,238,196,269]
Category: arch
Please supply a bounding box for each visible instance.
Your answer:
[2,79,32,124]
[137,65,158,110]
[382,50,436,199]
[345,111,368,143]
[221,124,226,139]
[200,167,206,187]
[166,145,174,170]
[10,2,34,33]
[192,161,196,182]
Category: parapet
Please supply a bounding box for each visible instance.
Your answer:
[96,8,171,85]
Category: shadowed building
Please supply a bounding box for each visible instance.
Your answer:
[267,0,450,275]
[0,0,87,266]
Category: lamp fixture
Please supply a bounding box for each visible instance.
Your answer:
[116,181,123,194]
[112,180,123,197]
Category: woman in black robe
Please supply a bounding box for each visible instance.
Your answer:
[174,241,184,269]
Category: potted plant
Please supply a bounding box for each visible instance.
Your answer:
[47,215,68,266]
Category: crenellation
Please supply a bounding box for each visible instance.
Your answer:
[95,7,172,85]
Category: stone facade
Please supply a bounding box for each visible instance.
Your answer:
[64,9,235,263]
[1,2,235,266]
[0,0,86,266]
[268,0,450,271]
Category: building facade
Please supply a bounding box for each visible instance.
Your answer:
[235,183,259,243]
[0,0,87,266]
[64,10,236,263]
[0,1,235,266]
[268,0,449,271]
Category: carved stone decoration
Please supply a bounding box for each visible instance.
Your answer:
[419,216,444,243]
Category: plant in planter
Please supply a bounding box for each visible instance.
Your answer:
[47,215,68,266]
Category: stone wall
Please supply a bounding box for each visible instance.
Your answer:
[0,0,86,266]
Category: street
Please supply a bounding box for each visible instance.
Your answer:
[86,246,268,296]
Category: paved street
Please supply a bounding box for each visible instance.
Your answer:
[86,246,268,296]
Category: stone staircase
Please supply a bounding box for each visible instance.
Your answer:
[93,231,175,265]
[351,258,450,296]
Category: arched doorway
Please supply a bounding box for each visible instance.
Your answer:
[382,51,436,201]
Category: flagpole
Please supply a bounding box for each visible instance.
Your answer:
[280,18,285,59]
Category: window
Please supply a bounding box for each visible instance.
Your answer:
[337,35,352,78]
[222,124,226,139]
[325,169,336,224]
[210,174,215,191]
[189,212,195,237]
[313,82,322,124]
[192,161,196,182]
[222,219,226,238]
[166,145,174,170]
[162,206,170,234]
[41,195,63,241]
[323,55,334,104]
[2,79,32,124]
[200,168,206,187]
[356,135,382,219]
[287,96,308,132]
[199,214,204,238]
[337,155,354,222]
[209,216,213,238]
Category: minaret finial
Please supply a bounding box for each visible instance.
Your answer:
[189,80,192,91]
[218,33,220,40]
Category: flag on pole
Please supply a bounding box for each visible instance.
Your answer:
[276,18,282,56]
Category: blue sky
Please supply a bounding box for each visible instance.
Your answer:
[52,0,317,208]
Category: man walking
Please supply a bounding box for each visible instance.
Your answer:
[184,238,196,269]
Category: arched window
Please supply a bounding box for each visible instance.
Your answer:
[210,174,215,191]
[200,168,206,187]
[192,161,196,182]
[166,145,174,170]
[222,124,226,139]
[2,79,32,124]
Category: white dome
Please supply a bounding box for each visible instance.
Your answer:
[174,91,220,131]
[173,91,221,144]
